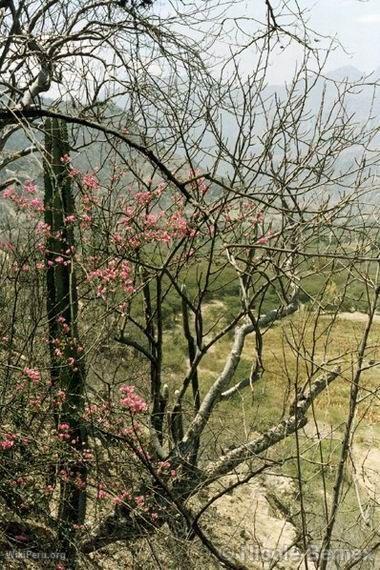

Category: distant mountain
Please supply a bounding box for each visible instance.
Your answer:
[1,65,380,197]
[326,66,365,82]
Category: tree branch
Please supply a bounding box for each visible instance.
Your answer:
[204,367,340,481]
[0,107,194,202]
[179,293,300,451]
[115,332,156,364]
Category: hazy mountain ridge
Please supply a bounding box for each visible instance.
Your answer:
[1,65,379,194]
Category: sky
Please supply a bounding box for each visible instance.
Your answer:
[310,0,380,74]
[157,0,380,84]
[45,0,380,101]
[244,0,380,83]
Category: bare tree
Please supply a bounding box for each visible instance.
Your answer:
[1,1,380,568]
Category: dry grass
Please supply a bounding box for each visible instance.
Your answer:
[162,305,380,465]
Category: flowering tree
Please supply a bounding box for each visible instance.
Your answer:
[1,1,380,569]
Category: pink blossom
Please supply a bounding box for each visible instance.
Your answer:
[24,180,37,194]
[126,236,142,249]
[144,229,171,245]
[58,423,70,432]
[58,433,70,441]
[87,259,134,296]
[134,495,145,508]
[169,211,190,237]
[81,214,93,225]
[144,213,160,227]
[2,187,15,199]
[23,367,41,383]
[135,191,152,205]
[157,460,171,473]
[0,439,14,450]
[82,174,99,189]
[0,432,15,450]
[82,449,94,461]
[30,198,44,212]
[96,285,106,299]
[120,385,148,413]
[96,485,107,500]
[112,491,131,505]
[54,390,66,405]
[68,167,80,177]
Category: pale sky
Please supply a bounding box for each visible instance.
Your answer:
[310,0,380,74]
[247,0,380,83]
[157,0,380,84]
[47,0,380,101]
[259,0,380,83]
